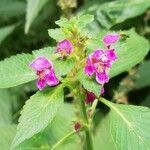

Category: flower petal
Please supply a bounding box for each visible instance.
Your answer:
[106,49,117,61]
[96,71,109,84]
[46,71,59,86]
[85,91,96,104]
[103,33,120,46]
[30,57,52,71]
[36,78,46,90]
[84,65,95,76]
[56,39,73,56]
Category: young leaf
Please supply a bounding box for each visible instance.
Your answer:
[109,29,149,78]
[77,70,101,97]
[54,57,75,78]
[48,28,66,41]
[0,53,36,88]
[11,86,64,148]
[25,0,49,34]
[96,98,150,150]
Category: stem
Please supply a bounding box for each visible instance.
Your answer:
[51,131,75,150]
[80,99,93,150]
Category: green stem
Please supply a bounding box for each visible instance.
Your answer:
[51,131,75,150]
[80,99,93,150]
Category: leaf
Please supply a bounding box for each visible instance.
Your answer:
[0,24,17,45]
[80,0,150,29]
[25,0,49,34]
[109,29,149,78]
[77,70,101,97]
[0,53,36,88]
[54,57,75,78]
[134,61,150,88]
[11,86,64,148]
[0,0,25,17]
[0,125,16,150]
[48,28,66,41]
[0,89,12,125]
[96,98,150,150]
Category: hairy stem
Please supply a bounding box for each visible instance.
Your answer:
[80,99,93,150]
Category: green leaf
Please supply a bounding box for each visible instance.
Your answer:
[77,70,101,97]
[77,14,94,30]
[134,61,150,88]
[11,86,64,148]
[25,0,49,34]
[96,98,150,150]
[109,29,149,78]
[0,125,16,150]
[14,104,80,149]
[80,0,150,29]
[0,24,17,45]
[48,28,66,41]
[0,89,12,125]
[0,53,36,88]
[54,57,75,78]
[0,0,25,17]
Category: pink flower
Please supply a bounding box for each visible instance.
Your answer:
[103,33,120,47]
[30,57,59,90]
[84,49,117,84]
[56,39,73,58]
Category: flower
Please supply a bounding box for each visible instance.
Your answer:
[84,49,117,84]
[85,87,105,104]
[74,122,81,132]
[30,57,59,90]
[85,91,96,104]
[103,33,120,47]
[56,39,73,58]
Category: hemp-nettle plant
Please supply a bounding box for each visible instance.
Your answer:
[0,14,149,150]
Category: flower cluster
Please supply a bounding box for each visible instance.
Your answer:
[30,57,59,90]
[84,33,119,88]
[30,39,73,90]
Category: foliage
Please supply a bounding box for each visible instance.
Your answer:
[0,0,150,150]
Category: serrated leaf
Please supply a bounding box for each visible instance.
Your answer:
[25,0,49,34]
[54,57,75,78]
[77,14,94,30]
[0,24,17,45]
[0,125,16,150]
[48,28,66,41]
[15,104,80,149]
[0,53,36,88]
[77,70,101,97]
[109,29,149,78]
[96,98,150,150]
[11,86,64,148]
[134,61,150,88]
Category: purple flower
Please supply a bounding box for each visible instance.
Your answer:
[100,87,105,95]
[56,39,73,58]
[84,49,117,85]
[30,57,59,90]
[103,33,120,47]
